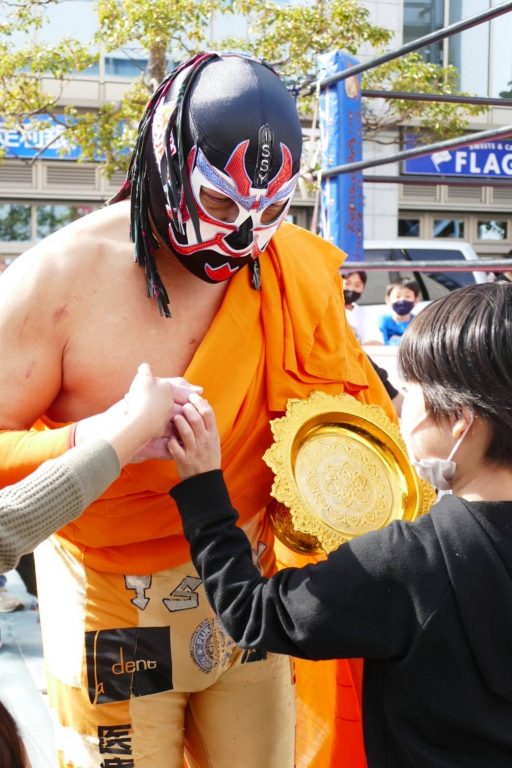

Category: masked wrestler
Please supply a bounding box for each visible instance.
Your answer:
[0,52,393,767]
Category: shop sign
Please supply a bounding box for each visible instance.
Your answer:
[0,114,80,160]
[403,138,512,178]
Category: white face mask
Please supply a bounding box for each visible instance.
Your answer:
[403,413,474,491]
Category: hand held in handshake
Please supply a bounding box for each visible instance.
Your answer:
[74,363,202,466]
[169,394,222,479]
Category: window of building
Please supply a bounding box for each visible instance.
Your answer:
[0,201,97,247]
[0,204,32,241]
[449,0,490,96]
[433,218,465,238]
[398,218,421,236]
[104,55,148,78]
[399,209,512,251]
[491,12,512,98]
[36,204,95,239]
[404,0,512,98]
[477,219,508,240]
[403,0,445,66]
[288,206,313,229]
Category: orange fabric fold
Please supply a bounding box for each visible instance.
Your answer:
[0,222,394,768]
[260,223,370,407]
[27,222,391,577]
[0,425,72,486]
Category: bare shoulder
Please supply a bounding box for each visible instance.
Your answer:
[0,201,134,426]
[63,199,132,264]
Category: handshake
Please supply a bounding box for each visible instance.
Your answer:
[74,363,220,478]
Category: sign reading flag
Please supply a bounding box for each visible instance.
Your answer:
[403,136,512,178]
[318,51,363,261]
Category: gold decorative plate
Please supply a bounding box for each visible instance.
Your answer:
[264,391,437,554]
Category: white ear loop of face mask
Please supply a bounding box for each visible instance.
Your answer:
[403,412,474,491]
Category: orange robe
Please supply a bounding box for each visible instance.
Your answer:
[0,222,394,767]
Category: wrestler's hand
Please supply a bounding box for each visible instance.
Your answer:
[169,394,221,479]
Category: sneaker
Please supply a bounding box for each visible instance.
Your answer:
[0,589,23,613]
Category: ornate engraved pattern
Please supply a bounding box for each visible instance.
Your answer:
[264,391,437,554]
[295,433,392,535]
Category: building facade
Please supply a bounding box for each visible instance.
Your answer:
[0,0,316,269]
[378,0,512,257]
[1,0,511,266]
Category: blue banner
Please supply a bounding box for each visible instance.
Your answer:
[318,51,363,261]
[0,114,80,160]
[403,137,512,177]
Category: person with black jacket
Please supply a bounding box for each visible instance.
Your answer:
[169,282,512,768]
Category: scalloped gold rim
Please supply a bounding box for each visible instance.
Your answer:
[264,391,437,553]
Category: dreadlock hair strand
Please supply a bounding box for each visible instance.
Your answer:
[107,55,217,317]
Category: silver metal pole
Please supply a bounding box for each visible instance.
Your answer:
[320,125,512,178]
[362,174,512,186]
[319,0,512,89]
[361,90,512,108]
[342,259,512,272]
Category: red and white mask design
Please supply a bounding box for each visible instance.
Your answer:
[167,141,299,283]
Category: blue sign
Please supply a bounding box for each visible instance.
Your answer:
[318,51,364,261]
[0,114,80,160]
[404,137,512,177]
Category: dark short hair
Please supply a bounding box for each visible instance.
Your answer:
[0,700,26,767]
[385,277,420,299]
[341,270,367,285]
[398,283,512,465]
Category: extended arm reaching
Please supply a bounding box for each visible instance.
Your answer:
[170,395,418,662]
[0,363,178,573]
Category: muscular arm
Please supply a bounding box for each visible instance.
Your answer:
[0,241,73,484]
[0,218,201,485]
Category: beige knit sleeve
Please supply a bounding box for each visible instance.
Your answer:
[0,439,120,573]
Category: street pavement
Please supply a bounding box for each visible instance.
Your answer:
[0,568,57,767]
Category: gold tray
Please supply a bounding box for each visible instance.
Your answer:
[264,391,436,554]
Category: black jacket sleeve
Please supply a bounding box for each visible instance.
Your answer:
[172,470,445,661]
[367,355,399,400]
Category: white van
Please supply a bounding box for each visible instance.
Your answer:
[358,239,487,307]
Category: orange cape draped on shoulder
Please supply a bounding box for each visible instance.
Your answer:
[7,222,393,768]
[38,223,391,581]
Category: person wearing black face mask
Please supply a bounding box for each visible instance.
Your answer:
[341,270,368,341]
[379,278,420,346]
[0,52,398,768]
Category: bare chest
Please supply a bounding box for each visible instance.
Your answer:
[48,268,225,421]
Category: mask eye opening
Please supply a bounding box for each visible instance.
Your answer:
[198,186,240,224]
[260,199,289,225]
